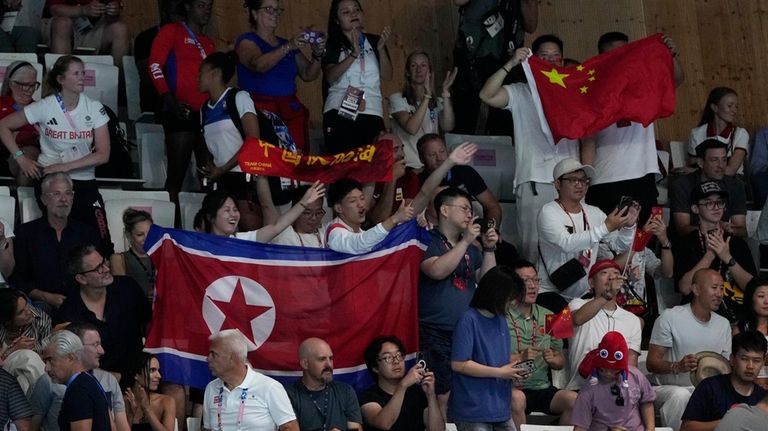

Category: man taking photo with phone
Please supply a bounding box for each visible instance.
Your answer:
[673,181,756,323]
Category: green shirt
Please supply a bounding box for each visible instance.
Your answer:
[506,304,563,390]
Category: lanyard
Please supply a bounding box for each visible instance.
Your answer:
[437,230,472,290]
[358,33,366,80]
[307,386,330,431]
[295,229,323,247]
[510,309,537,353]
[216,386,248,431]
[181,22,208,60]
[54,92,78,130]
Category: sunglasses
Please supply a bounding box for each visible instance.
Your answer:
[610,383,625,406]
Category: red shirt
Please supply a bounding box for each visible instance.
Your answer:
[373,169,420,216]
[0,96,39,149]
[148,22,215,110]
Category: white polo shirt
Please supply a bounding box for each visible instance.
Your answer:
[203,367,296,430]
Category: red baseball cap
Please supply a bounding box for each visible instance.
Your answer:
[588,259,621,279]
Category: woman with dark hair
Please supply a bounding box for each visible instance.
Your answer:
[110,208,155,302]
[687,86,748,175]
[449,265,526,431]
[322,0,392,154]
[149,0,215,225]
[200,181,325,242]
[124,352,176,431]
[736,277,768,336]
[198,50,263,230]
[236,0,324,154]
[0,289,51,359]
[0,55,112,246]
[0,61,40,184]
[389,50,456,169]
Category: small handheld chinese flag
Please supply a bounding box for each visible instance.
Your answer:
[632,229,654,252]
[545,306,574,339]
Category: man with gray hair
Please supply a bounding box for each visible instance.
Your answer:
[41,330,110,431]
[203,329,298,431]
[12,172,108,311]
[285,337,362,431]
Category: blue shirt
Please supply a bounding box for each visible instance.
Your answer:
[236,33,298,96]
[682,373,767,422]
[449,308,512,423]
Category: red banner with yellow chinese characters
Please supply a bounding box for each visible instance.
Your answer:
[238,138,393,183]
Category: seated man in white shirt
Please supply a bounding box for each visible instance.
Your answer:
[566,259,642,390]
[645,268,733,431]
[326,142,477,254]
[203,329,298,431]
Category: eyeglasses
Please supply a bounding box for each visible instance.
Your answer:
[78,258,109,275]
[698,199,726,210]
[560,176,591,186]
[522,277,542,285]
[444,204,473,215]
[610,383,625,406]
[11,81,40,91]
[82,341,102,348]
[378,352,404,364]
[44,190,75,199]
[257,6,284,15]
[301,209,326,219]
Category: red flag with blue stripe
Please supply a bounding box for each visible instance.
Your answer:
[144,221,430,390]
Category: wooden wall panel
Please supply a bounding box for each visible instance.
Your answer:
[122,0,768,143]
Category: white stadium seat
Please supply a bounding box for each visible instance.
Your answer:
[104,198,175,253]
[0,195,15,226]
[179,192,205,230]
[44,53,113,68]
[20,196,41,223]
[444,133,515,202]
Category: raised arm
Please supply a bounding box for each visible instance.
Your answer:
[255,182,325,243]
[411,142,477,215]
[479,47,530,108]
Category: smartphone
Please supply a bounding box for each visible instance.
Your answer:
[513,359,536,375]
[474,218,495,234]
[651,206,663,220]
[416,352,427,369]
[615,195,633,213]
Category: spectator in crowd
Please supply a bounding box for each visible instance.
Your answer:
[507,260,577,425]
[203,330,297,431]
[0,289,51,358]
[109,209,155,303]
[449,266,526,431]
[0,55,112,247]
[389,50,455,169]
[681,331,767,431]
[134,0,183,114]
[673,181,755,322]
[0,61,41,184]
[416,134,502,226]
[202,181,325,242]
[0,214,14,285]
[43,0,129,68]
[0,0,43,53]
[452,0,537,135]
[41,330,110,431]
[715,391,768,430]
[537,158,636,313]
[321,0,392,155]
[198,50,263,230]
[123,352,176,431]
[687,87,748,176]
[571,331,656,431]
[325,178,414,254]
[419,187,499,416]
[670,139,748,237]
[581,32,684,225]
[359,336,443,431]
[149,0,215,225]
[66,322,130,431]
[0,367,33,431]
[371,138,477,226]
[566,259,642,390]
[57,244,151,381]
[285,337,362,431]
[13,173,106,312]
[479,34,579,263]
[598,210,674,314]
[736,277,768,336]
[256,181,328,248]
[237,0,325,155]
[646,268,733,430]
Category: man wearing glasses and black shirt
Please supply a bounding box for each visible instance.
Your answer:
[673,181,756,322]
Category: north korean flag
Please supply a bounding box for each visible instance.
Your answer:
[144,221,430,390]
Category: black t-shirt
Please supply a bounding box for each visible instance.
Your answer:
[59,373,110,431]
[358,384,428,431]
[682,373,767,422]
[672,230,756,321]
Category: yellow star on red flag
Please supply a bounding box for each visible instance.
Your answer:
[541,68,570,88]
[580,86,588,94]
[576,65,585,71]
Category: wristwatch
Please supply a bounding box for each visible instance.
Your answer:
[726,257,736,267]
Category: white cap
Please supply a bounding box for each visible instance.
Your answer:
[553,158,596,181]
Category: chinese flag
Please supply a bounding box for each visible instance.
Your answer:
[545,306,575,339]
[632,229,654,252]
[522,33,675,143]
